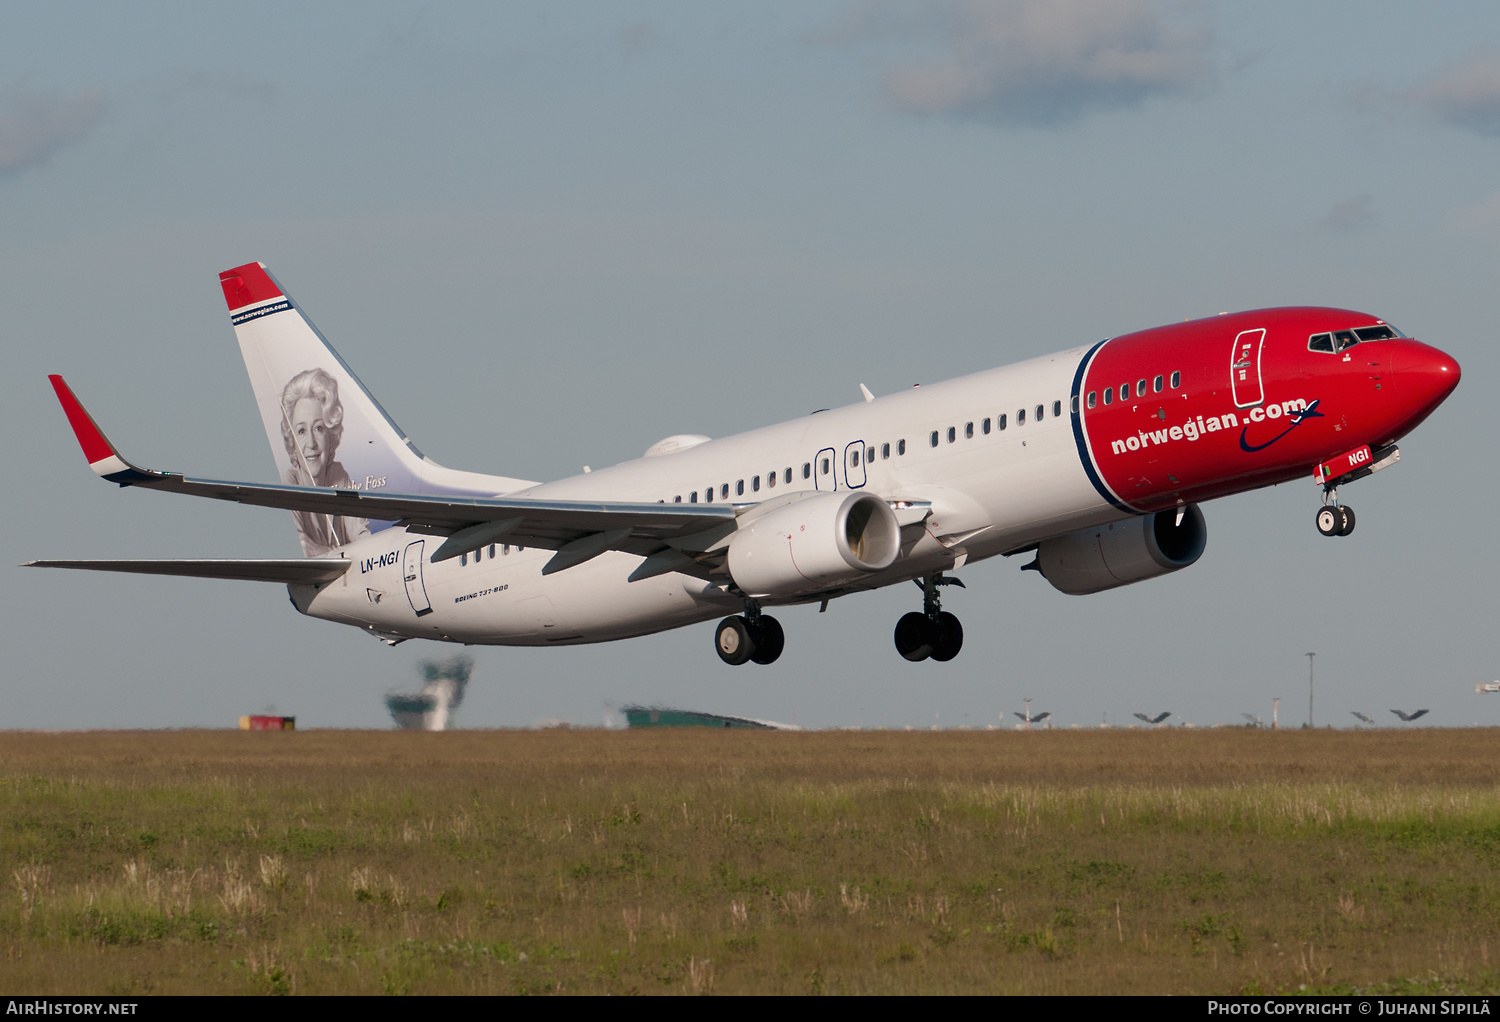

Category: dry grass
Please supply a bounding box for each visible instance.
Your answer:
[3,728,1500,994]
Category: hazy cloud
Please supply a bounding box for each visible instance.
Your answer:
[1445,192,1500,237]
[154,69,276,105]
[1320,194,1375,234]
[1409,47,1500,137]
[620,21,655,61]
[0,88,105,175]
[836,0,1216,127]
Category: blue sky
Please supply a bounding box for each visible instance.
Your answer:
[3,1,1499,730]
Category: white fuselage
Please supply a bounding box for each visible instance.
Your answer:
[296,346,1120,644]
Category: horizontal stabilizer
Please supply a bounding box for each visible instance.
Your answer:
[25,559,352,585]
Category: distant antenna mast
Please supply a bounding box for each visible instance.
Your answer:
[1273,697,1279,731]
[1306,652,1316,728]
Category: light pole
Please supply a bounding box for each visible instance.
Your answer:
[1306,652,1315,728]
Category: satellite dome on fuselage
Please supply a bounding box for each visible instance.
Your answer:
[643,434,712,458]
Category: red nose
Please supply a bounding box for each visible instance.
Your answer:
[1397,340,1461,416]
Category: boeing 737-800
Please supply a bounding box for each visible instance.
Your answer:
[31,262,1460,665]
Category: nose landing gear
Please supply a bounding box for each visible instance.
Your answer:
[714,600,785,666]
[1316,489,1355,537]
[894,573,965,662]
[1313,444,1403,538]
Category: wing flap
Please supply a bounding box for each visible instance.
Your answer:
[25,559,352,584]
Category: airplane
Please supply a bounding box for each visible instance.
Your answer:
[1391,709,1430,722]
[1134,711,1172,725]
[1476,683,1500,695]
[30,262,1462,666]
[1351,711,1375,725]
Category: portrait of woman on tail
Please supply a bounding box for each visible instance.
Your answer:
[279,368,370,556]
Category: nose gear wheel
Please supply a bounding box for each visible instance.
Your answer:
[1316,483,1356,538]
[1315,502,1356,538]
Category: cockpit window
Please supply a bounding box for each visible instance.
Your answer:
[1312,330,1359,353]
[1309,323,1403,354]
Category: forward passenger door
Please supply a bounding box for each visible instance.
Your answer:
[844,440,867,489]
[1231,328,1267,408]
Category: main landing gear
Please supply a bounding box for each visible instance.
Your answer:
[1315,489,1356,538]
[715,601,785,666]
[893,572,965,663]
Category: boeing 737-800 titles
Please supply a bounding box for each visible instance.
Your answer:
[31,262,1460,665]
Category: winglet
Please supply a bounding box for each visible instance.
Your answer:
[48,375,143,481]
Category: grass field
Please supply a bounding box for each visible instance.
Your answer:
[4,727,1500,995]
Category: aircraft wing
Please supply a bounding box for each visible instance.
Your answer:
[25,559,351,584]
[48,376,738,572]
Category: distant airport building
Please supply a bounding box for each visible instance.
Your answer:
[622,705,788,730]
[239,715,294,730]
[386,693,441,730]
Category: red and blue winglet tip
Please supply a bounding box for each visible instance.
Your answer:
[48,375,146,483]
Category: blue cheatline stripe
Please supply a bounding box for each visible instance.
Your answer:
[230,298,293,326]
[1069,340,1134,514]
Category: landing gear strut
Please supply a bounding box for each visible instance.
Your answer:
[1316,488,1355,537]
[715,600,785,666]
[893,572,965,662]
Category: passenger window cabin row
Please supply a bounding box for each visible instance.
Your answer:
[661,389,1102,503]
[666,444,907,504]
[459,542,522,567]
[927,396,1069,448]
[1084,371,1182,409]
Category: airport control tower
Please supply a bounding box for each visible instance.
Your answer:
[385,656,473,730]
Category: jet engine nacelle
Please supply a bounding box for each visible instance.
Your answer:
[728,491,901,599]
[1035,505,1206,596]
